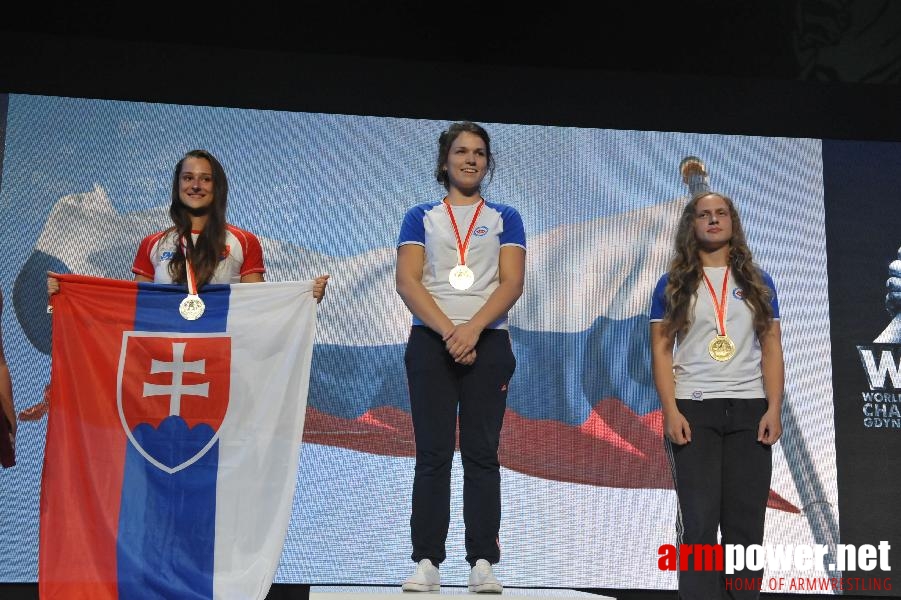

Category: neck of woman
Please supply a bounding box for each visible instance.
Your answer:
[698,244,730,268]
[190,215,209,231]
[444,187,482,206]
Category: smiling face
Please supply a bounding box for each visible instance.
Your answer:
[443,131,488,194]
[693,193,733,250]
[178,156,215,215]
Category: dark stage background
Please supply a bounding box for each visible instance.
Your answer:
[2,2,901,599]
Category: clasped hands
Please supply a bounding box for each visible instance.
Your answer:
[443,321,482,366]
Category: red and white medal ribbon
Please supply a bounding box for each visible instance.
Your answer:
[178,236,205,320]
[702,266,736,361]
[445,199,484,291]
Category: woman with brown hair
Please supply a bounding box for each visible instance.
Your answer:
[47,149,329,295]
[132,149,328,296]
[396,122,525,592]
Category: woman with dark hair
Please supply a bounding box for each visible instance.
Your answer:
[132,149,327,297]
[48,149,328,294]
[131,149,264,286]
[396,122,525,592]
[650,158,784,600]
[42,149,328,421]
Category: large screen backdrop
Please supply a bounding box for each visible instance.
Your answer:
[0,93,836,589]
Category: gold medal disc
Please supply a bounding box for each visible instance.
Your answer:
[708,334,736,362]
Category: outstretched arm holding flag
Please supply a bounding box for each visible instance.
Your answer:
[0,290,15,468]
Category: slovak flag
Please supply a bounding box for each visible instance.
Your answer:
[39,274,317,600]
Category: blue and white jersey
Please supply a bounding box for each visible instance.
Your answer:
[650,267,780,400]
[398,199,526,329]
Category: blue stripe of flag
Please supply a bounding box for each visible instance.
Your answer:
[117,283,232,598]
[134,283,230,333]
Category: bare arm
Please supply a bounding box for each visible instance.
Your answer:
[240,273,264,283]
[395,244,456,338]
[0,364,13,439]
[443,246,525,359]
[141,269,334,302]
[0,294,15,438]
[54,272,156,291]
[757,320,784,445]
[239,270,331,303]
[651,322,691,445]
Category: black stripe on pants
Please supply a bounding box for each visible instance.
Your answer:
[405,326,515,567]
[666,397,772,600]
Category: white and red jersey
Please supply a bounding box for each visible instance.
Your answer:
[132,224,265,285]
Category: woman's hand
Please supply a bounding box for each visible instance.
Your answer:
[663,407,692,445]
[313,274,330,303]
[18,383,50,422]
[443,321,482,361]
[757,407,783,445]
[47,272,60,296]
[456,349,477,366]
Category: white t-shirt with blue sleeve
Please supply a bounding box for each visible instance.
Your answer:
[397,200,526,329]
[649,266,780,400]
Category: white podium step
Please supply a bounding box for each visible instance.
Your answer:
[310,586,615,600]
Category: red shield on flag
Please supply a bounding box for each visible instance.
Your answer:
[117,332,231,473]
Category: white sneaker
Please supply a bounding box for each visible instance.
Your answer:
[468,559,502,593]
[402,559,440,592]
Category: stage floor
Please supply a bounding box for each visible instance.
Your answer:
[311,586,615,600]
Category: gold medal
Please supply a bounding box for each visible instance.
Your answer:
[179,294,205,320]
[708,334,736,362]
[702,267,735,362]
[449,264,475,291]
